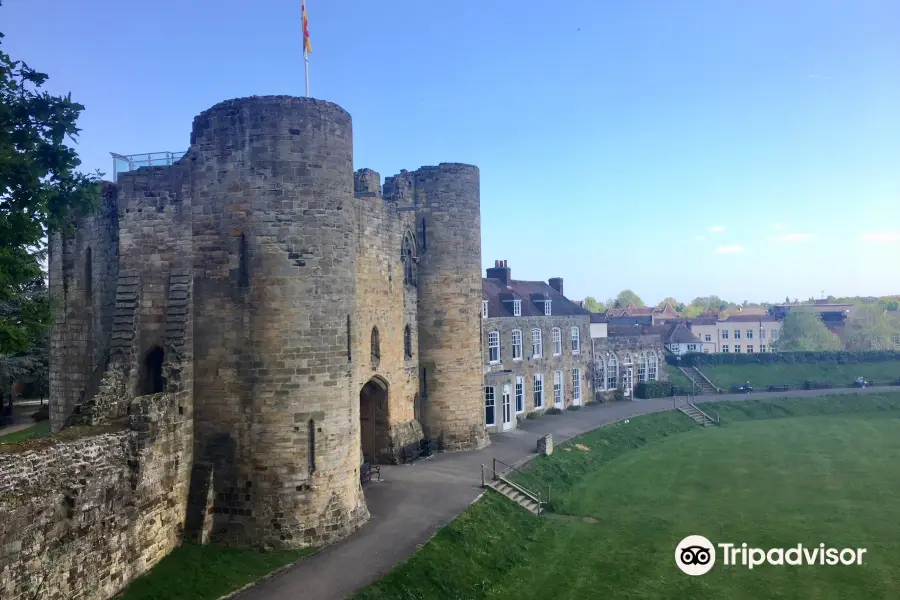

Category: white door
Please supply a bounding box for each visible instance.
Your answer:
[501,385,513,431]
[623,367,634,398]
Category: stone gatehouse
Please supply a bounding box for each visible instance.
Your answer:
[1,95,490,600]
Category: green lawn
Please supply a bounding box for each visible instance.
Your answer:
[119,543,312,600]
[701,361,900,389]
[357,393,900,600]
[0,420,51,444]
[664,362,695,390]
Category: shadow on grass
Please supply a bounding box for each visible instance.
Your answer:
[118,543,313,600]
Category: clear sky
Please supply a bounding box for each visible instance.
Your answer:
[4,0,899,305]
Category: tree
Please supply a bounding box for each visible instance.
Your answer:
[840,305,899,351]
[657,297,684,311]
[582,296,605,313]
[774,312,842,352]
[680,305,704,318]
[690,295,728,312]
[613,290,643,308]
[1,27,100,355]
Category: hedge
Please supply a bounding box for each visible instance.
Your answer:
[635,381,676,399]
[666,350,900,367]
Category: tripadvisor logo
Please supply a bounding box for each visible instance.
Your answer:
[675,535,867,576]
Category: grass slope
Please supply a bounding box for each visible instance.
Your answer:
[357,393,900,600]
[701,361,900,389]
[0,420,51,444]
[663,363,694,390]
[119,543,312,600]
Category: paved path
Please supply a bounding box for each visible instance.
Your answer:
[236,386,895,600]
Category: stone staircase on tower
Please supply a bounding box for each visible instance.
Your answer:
[679,366,720,395]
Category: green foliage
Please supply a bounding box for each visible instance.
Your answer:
[120,543,312,600]
[701,362,900,389]
[0,29,100,354]
[840,305,900,351]
[775,312,842,352]
[0,420,50,443]
[634,381,673,399]
[581,296,604,313]
[612,388,625,402]
[566,404,581,411]
[612,289,643,308]
[357,395,900,600]
[546,407,562,415]
[669,349,900,367]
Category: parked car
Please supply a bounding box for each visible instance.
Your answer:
[732,382,753,394]
[854,377,870,388]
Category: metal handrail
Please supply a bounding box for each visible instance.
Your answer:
[481,463,544,514]
[493,457,551,507]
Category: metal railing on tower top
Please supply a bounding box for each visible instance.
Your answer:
[110,151,187,182]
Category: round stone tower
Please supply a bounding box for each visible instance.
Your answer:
[189,96,366,549]
[410,164,490,452]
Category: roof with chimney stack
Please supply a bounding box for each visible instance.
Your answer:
[482,260,590,318]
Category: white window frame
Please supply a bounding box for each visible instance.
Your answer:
[511,329,523,361]
[515,376,525,413]
[595,357,607,390]
[571,327,580,354]
[721,330,729,339]
[553,370,563,408]
[482,301,488,318]
[513,299,522,317]
[572,368,581,404]
[648,352,658,381]
[533,374,544,409]
[761,344,767,352]
[488,331,500,364]
[746,329,753,339]
[637,352,648,382]
[544,300,552,316]
[531,328,543,358]
[760,328,767,339]
[734,329,741,339]
[705,334,712,342]
[747,344,754,353]
[484,386,496,426]
[735,344,742,353]
[552,327,562,356]
[722,344,729,353]
[607,355,618,390]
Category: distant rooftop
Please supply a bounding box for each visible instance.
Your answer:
[110,151,187,182]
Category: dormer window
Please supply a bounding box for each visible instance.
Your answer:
[482,301,488,318]
[544,301,552,316]
[513,300,522,316]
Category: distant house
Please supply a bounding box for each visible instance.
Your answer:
[663,322,706,355]
[605,302,679,325]
[769,301,855,335]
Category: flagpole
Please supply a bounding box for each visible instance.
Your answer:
[304,49,310,97]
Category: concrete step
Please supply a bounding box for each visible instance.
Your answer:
[487,478,541,515]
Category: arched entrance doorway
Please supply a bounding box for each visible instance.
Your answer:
[360,377,389,464]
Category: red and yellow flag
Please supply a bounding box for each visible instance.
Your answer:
[302,0,312,54]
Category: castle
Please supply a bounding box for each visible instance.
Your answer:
[1,95,491,600]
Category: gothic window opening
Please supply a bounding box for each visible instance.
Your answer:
[84,247,93,302]
[402,233,417,287]
[371,327,381,368]
[347,314,352,362]
[421,218,427,251]
[308,419,316,474]
[138,346,166,396]
[238,233,250,287]
[404,325,412,359]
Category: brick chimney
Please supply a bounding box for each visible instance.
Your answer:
[486,259,511,286]
[548,277,564,296]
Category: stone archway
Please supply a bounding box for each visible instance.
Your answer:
[360,377,390,464]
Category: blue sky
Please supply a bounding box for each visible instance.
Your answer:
[5,0,899,304]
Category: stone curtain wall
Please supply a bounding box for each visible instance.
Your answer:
[482,315,593,422]
[48,183,120,432]
[385,165,489,452]
[593,334,667,399]
[0,393,192,600]
[354,169,423,463]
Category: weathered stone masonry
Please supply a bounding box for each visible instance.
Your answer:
[10,94,490,600]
